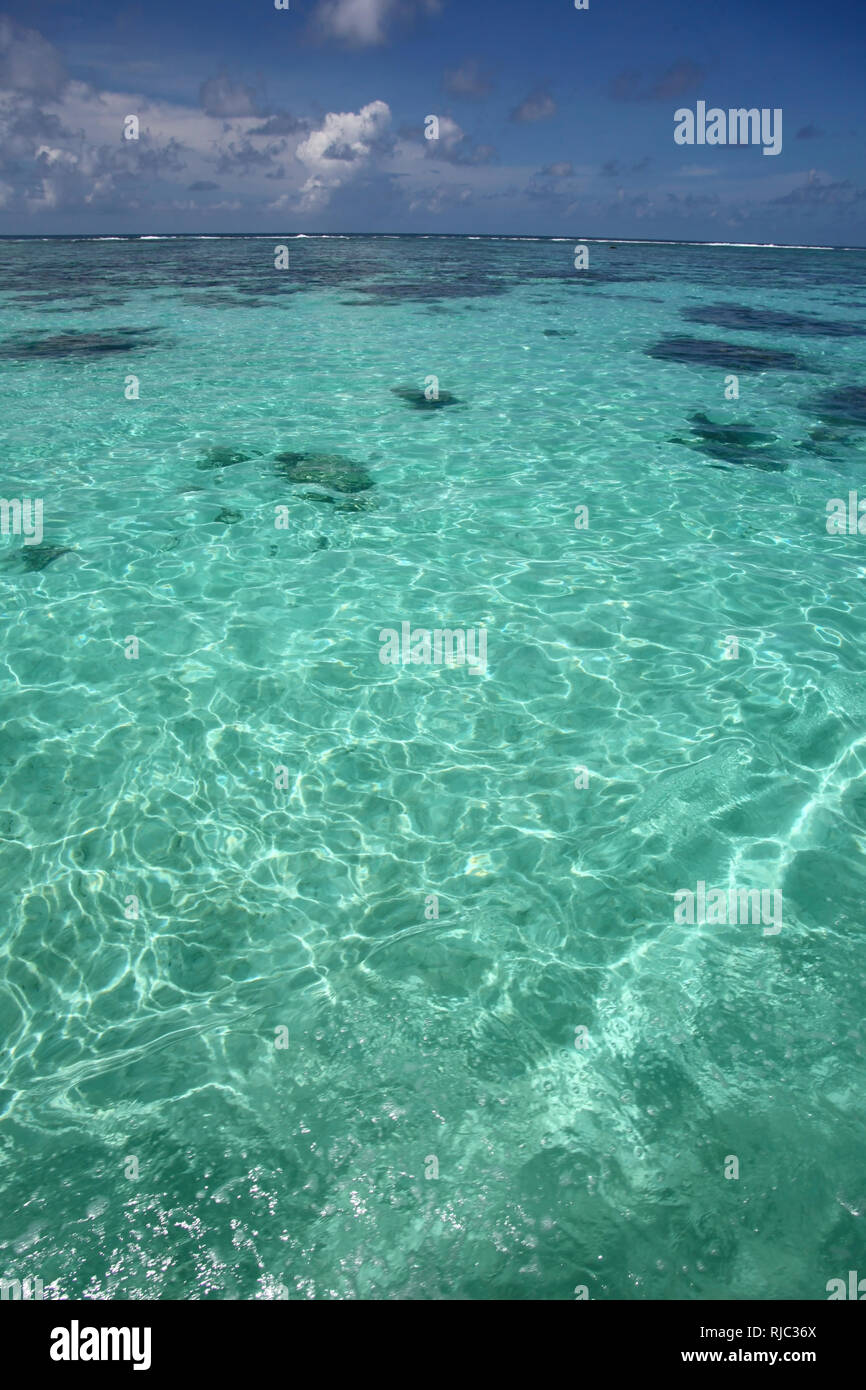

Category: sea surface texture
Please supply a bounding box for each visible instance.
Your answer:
[0,234,864,1300]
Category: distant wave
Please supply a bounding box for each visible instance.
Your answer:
[703,240,834,250]
[0,232,860,250]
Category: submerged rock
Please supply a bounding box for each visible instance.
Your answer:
[670,412,788,472]
[12,544,73,571]
[333,496,376,513]
[275,451,373,493]
[392,385,462,410]
[561,270,659,286]
[215,508,243,524]
[797,425,855,459]
[681,303,866,338]
[0,328,163,359]
[180,292,266,309]
[647,335,807,372]
[31,297,129,315]
[542,329,577,337]
[298,490,376,512]
[196,445,258,470]
[810,386,866,428]
[352,278,505,304]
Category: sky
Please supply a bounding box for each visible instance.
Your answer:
[0,0,863,242]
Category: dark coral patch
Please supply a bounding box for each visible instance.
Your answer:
[11,295,129,314]
[797,426,854,460]
[681,303,866,338]
[543,329,577,337]
[196,445,259,470]
[332,496,377,513]
[392,386,461,410]
[180,292,267,309]
[647,336,807,372]
[299,492,376,513]
[670,413,788,472]
[275,452,373,494]
[560,270,660,287]
[0,328,163,359]
[351,278,505,304]
[11,544,73,571]
[809,386,866,428]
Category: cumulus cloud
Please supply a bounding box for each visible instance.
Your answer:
[313,0,441,47]
[510,87,556,123]
[248,112,308,136]
[0,18,400,221]
[1,13,852,238]
[417,115,496,165]
[215,138,287,177]
[0,76,213,216]
[295,99,392,209]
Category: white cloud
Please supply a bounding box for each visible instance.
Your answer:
[313,0,440,46]
[35,145,78,168]
[510,87,556,123]
[295,99,391,209]
[422,115,495,166]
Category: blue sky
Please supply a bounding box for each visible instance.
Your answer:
[0,0,863,241]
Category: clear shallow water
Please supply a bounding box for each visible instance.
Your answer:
[0,235,865,1300]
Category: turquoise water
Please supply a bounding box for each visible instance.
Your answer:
[0,235,865,1300]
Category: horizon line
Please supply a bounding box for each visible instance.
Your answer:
[0,232,863,250]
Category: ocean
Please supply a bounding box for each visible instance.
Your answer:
[0,233,864,1300]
